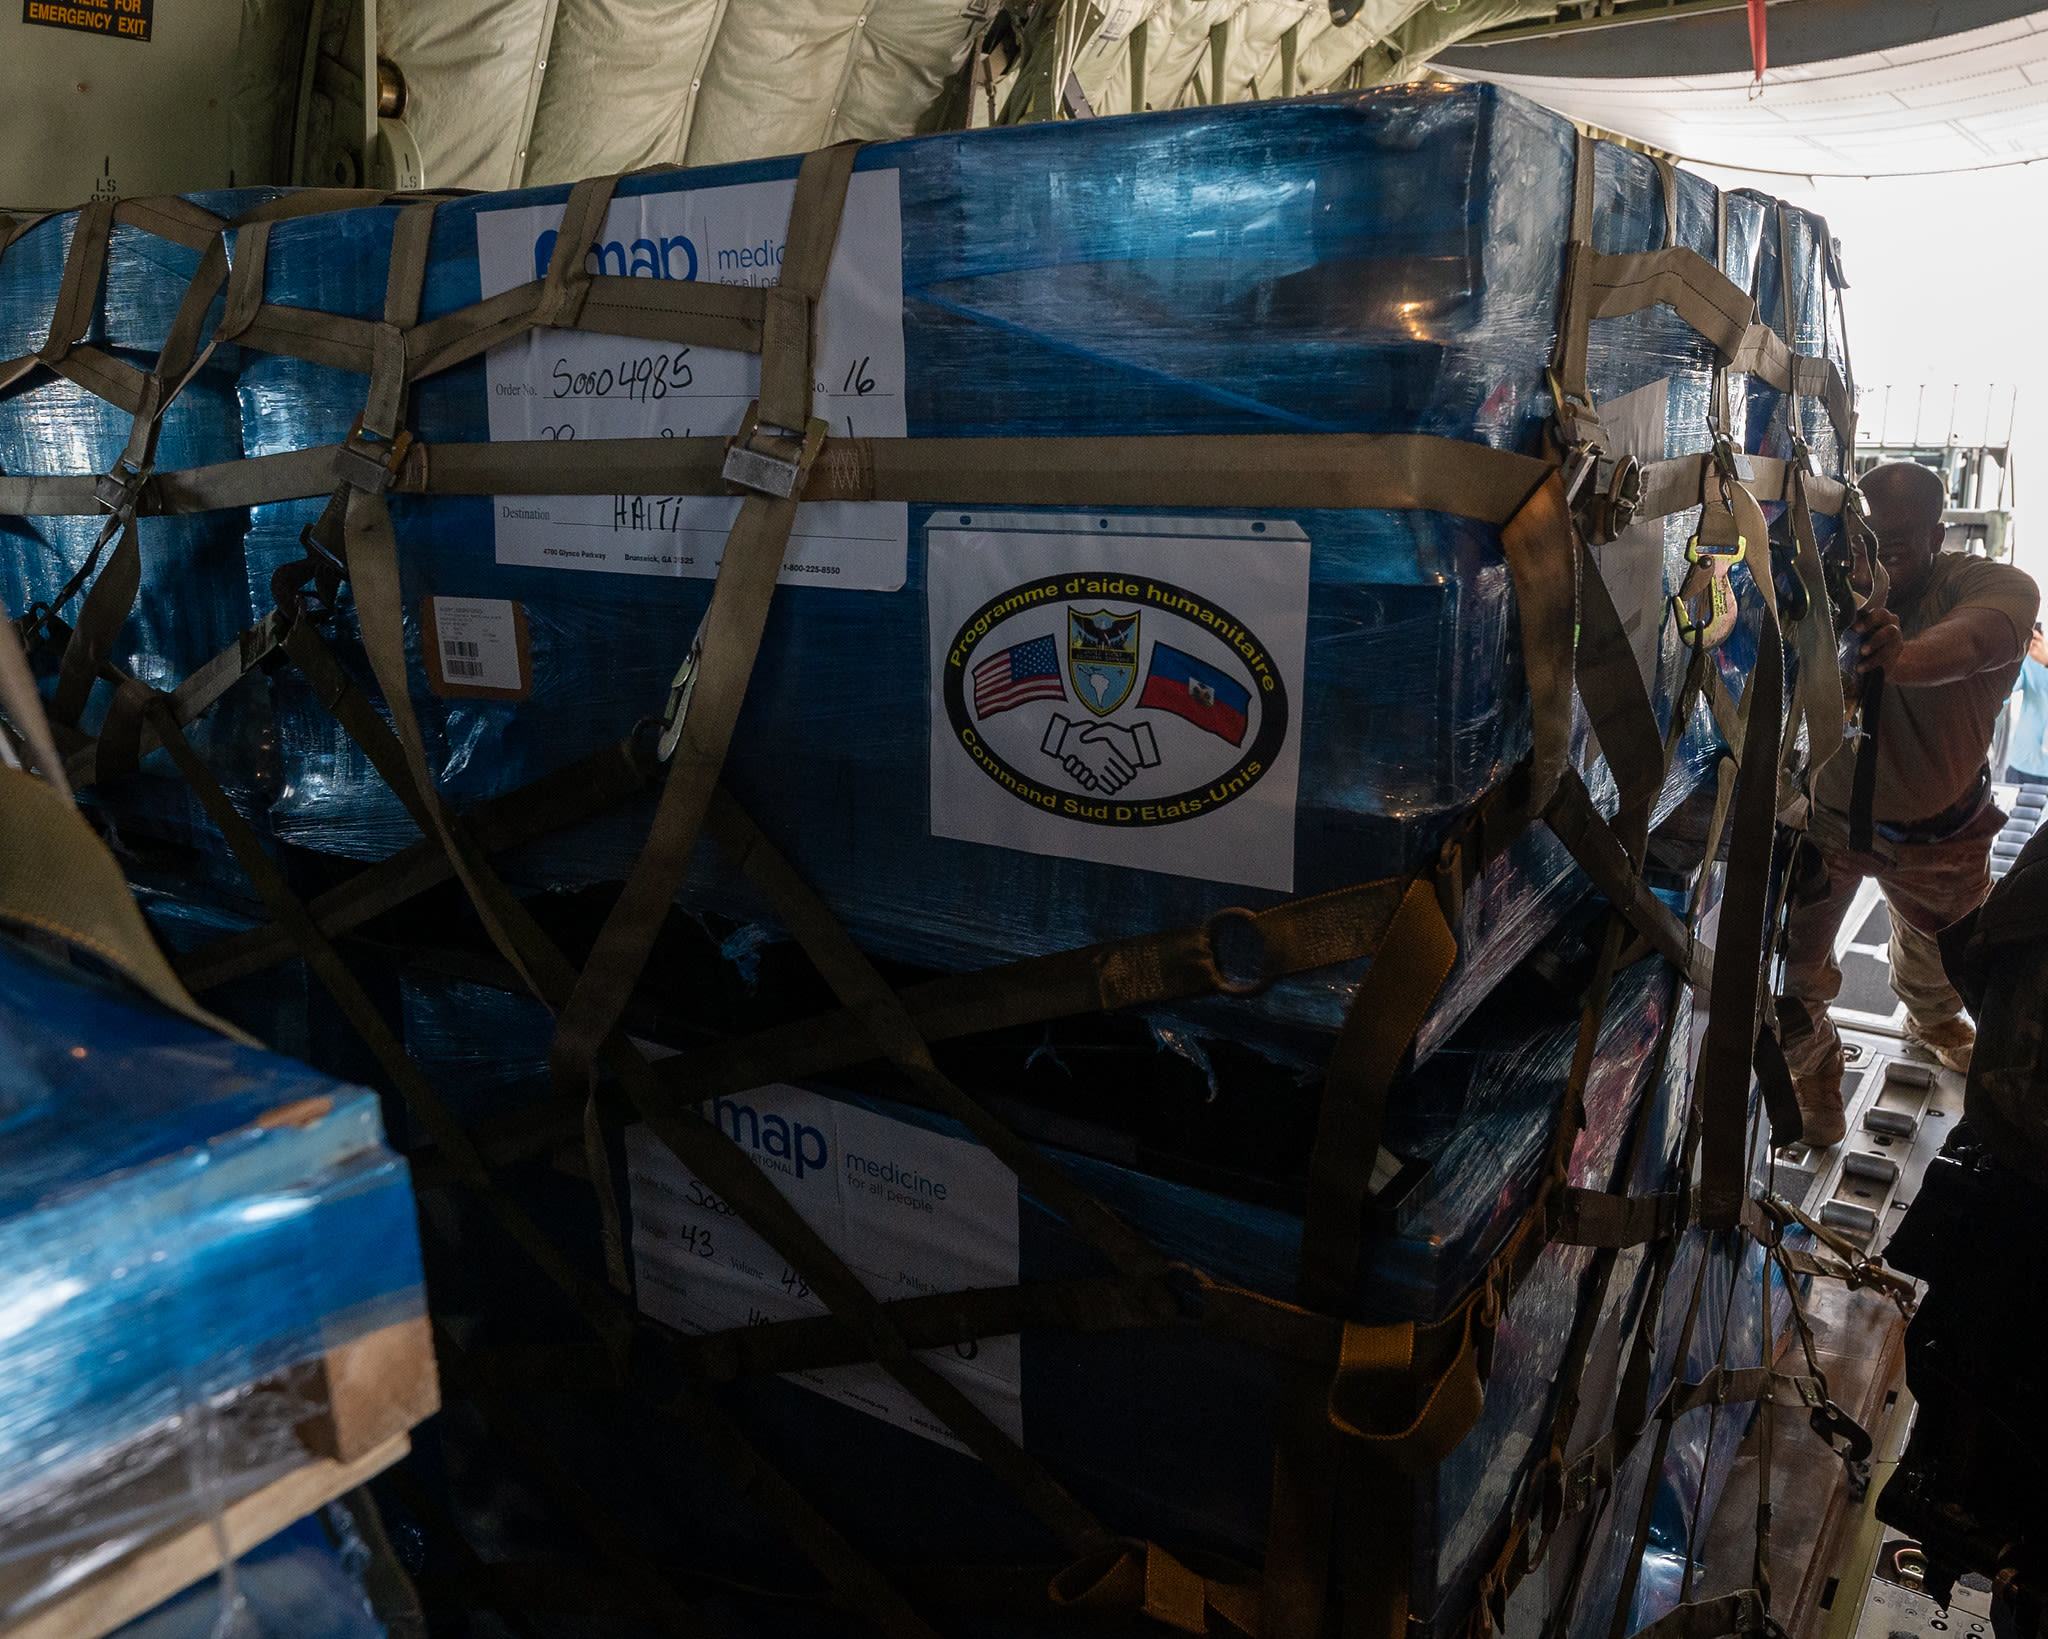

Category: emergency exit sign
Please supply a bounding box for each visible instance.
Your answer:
[22,0,151,42]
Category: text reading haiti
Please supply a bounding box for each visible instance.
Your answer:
[945,573,1288,828]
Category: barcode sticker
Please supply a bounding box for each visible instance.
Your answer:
[427,597,524,694]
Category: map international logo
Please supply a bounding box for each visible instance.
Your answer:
[943,571,1286,828]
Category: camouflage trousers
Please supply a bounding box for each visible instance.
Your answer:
[1777,801,2003,1081]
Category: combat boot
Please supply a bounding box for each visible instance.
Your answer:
[1906,1013,1976,1074]
[1792,1057,1847,1148]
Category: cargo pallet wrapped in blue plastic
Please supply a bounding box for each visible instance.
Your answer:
[0,920,431,1633]
[0,75,1867,1639]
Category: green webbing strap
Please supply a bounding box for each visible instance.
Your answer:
[0,759,249,1041]
[1050,1539,1259,1635]
[1606,1223,1718,1639]
[0,429,1581,523]
[321,512,1141,1566]
[141,689,633,1349]
[1297,879,1461,1313]
[1577,549,1666,859]
[63,611,287,791]
[544,142,858,1142]
[1695,606,1787,1226]
[0,614,69,799]
[175,729,656,992]
[1783,462,1848,781]
[1474,747,1737,1635]
[1544,770,1713,988]
[140,656,943,1639]
[47,222,234,733]
[1263,876,1460,1639]
[0,620,249,1040]
[704,789,1168,1280]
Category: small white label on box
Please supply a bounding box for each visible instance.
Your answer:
[431,597,523,692]
[626,1086,1021,1454]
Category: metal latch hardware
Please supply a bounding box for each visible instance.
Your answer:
[722,402,828,500]
[333,414,414,494]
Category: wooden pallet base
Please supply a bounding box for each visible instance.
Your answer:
[7,1432,412,1639]
[0,1315,437,1639]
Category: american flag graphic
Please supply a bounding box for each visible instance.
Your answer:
[972,634,1066,718]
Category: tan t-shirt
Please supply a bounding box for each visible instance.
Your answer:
[1814,551,2041,825]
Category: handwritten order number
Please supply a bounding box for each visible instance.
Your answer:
[551,349,694,403]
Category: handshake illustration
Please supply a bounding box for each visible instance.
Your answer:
[1040,715,1161,794]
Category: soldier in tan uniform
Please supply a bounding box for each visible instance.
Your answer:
[1780,461,2041,1146]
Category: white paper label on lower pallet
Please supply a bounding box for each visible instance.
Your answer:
[625,1087,1021,1454]
[927,513,1312,893]
[475,170,908,591]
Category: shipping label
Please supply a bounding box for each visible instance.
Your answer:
[423,596,527,698]
[928,512,1311,893]
[626,1086,1021,1454]
[475,171,908,591]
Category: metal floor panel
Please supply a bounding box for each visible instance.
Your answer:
[1771,1025,1967,1255]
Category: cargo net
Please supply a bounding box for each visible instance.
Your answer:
[0,135,1903,1639]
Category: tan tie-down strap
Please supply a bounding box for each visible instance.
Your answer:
[1549,134,1853,465]
[1050,1539,1261,1635]
[543,140,857,1127]
[0,134,1852,1639]
[1325,1292,1490,1475]
[0,623,250,1042]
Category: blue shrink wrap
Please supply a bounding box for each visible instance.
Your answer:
[0,84,1775,1058]
[0,200,282,846]
[1737,192,1853,485]
[1623,1230,1797,1635]
[108,1508,389,1639]
[474,951,1686,1633]
[131,880,313,1063]
[0,930,425,1627]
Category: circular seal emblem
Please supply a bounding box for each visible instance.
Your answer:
[941,571,1289,827]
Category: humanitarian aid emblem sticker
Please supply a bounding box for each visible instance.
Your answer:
[928,515,1310,893]
[946,575,1283,824]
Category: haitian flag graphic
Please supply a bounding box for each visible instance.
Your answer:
[1137,643,1251,746]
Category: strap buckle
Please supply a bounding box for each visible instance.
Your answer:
[656,631,704,764]
[93,455,153,520]
[1546,370,1607,508]
[1709,428,1755,486]
[334,413,414,494]
[722,402,829,499]
[1578,452,1643,544]
[1199,906,1273,997]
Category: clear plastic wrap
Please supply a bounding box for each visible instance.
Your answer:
[131,881,313,1064]
[1737,192,1853,484]
[198,87,1752,1047]
[106,1508,389,1639]
[0,931,425,1628]
[1619,1229,1796,1633]
[516,952,1692,1629]
[0,90,1789,1064]
[0,204,280,847]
